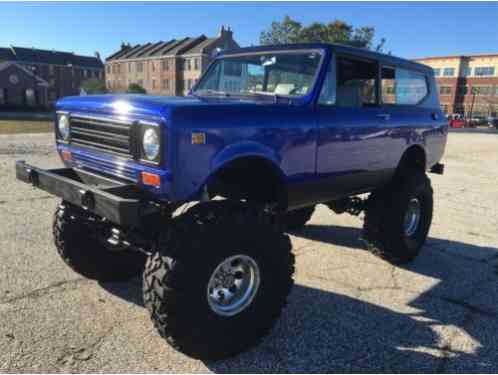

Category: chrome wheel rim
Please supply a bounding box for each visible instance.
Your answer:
[207,254,260,317]
[404,198,421,237]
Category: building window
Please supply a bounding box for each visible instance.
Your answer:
[128,63,132,73]
[107,80,111,89]
[106,65,111,74]
[49,65,55,75]
[194,58,199,70]
[462,67,472,77]
[433,68,441,77]
[186,59,191,71]
[162,59,169,71]
[458,86,468,96]
[472,86,491,95]
[137,62,143,73]
[151,62,155,72]
[443,68,455,77]
[495,86,498,96]
[0,88,5,104]
[162,79,169,90]
[138,79,143,87]
[475,67,495,77]
[152,80,156,89]
[439,86,452,95]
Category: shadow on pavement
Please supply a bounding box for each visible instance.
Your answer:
[101,224,498,372]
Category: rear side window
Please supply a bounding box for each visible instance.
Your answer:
[381,67,428,105]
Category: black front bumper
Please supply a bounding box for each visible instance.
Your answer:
[15,161,159,227]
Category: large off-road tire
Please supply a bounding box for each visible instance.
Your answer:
[53,202,146,282]
[282,205,316,231]
[363,170,433,264]
[143,201,295,360]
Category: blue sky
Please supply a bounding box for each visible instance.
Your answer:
[1,2,497,60]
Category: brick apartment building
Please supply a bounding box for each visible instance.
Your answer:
[415,53,498,117]
[105,26,239,96]
[0,46,104,109]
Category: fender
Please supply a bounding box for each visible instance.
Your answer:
[209,141,284,178]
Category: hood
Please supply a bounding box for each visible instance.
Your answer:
[56,94,260,119]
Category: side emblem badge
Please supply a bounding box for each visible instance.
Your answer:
[191,132,206,145]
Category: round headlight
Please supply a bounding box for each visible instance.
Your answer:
[143,128,160,161]
[58,115,70,140]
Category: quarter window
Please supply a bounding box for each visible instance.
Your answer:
[443,67,455,76]
[381,66,428,105]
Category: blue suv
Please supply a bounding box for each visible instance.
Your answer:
[16,43,447,359]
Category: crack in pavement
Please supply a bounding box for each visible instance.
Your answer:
[0,195,53,205]
[0,278,89,305]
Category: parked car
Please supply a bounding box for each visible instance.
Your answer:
[15,43,447,360]
[449,118,466,128]
[488,117,498,129]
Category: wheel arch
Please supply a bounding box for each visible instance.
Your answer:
[206,145,288,209]
[395,144,427,178]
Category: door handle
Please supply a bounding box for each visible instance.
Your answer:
[377,113,391,120]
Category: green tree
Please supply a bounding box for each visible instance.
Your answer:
[260,15,302,45]
[127,83,147,94]
[80,79,107,94]
[260,16,386,51]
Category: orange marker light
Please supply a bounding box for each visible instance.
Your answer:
[61,150,72,161]
[142,172,160,187]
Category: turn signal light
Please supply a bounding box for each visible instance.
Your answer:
[142,172,160,187]
[61,150,72,161]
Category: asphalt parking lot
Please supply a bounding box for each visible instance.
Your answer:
[0,132,497,373]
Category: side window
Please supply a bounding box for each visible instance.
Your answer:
[381,66,428,105]
[319,56,378,107]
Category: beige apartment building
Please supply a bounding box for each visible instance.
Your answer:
[415,53,498,117]
[105,26,239,96]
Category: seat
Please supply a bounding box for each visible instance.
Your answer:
[336,80,364,108]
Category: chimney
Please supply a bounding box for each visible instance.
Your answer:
[120,42,131,51]
[95,51,101,60]
[219,25,233,40]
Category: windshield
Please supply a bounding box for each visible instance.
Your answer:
[194,50,323,98]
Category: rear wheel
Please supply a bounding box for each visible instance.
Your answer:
[363,170,433,264]
[53,202,146,281]
[143,201,295,360]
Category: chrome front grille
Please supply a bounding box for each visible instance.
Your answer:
[69,114,134,158]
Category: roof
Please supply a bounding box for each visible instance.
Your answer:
[106,35,211,61]
[0,46,103,68]
[219,43,433,74]
[414,53,498,61]
[186,38,217,55]
[0,61,49,86]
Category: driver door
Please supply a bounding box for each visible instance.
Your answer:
[315,54,394,201]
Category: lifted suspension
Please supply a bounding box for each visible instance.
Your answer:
[327,196,367,216]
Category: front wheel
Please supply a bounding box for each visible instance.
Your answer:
[362,171,433,264]
[143,201,295,360]
[53,202,146,282]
